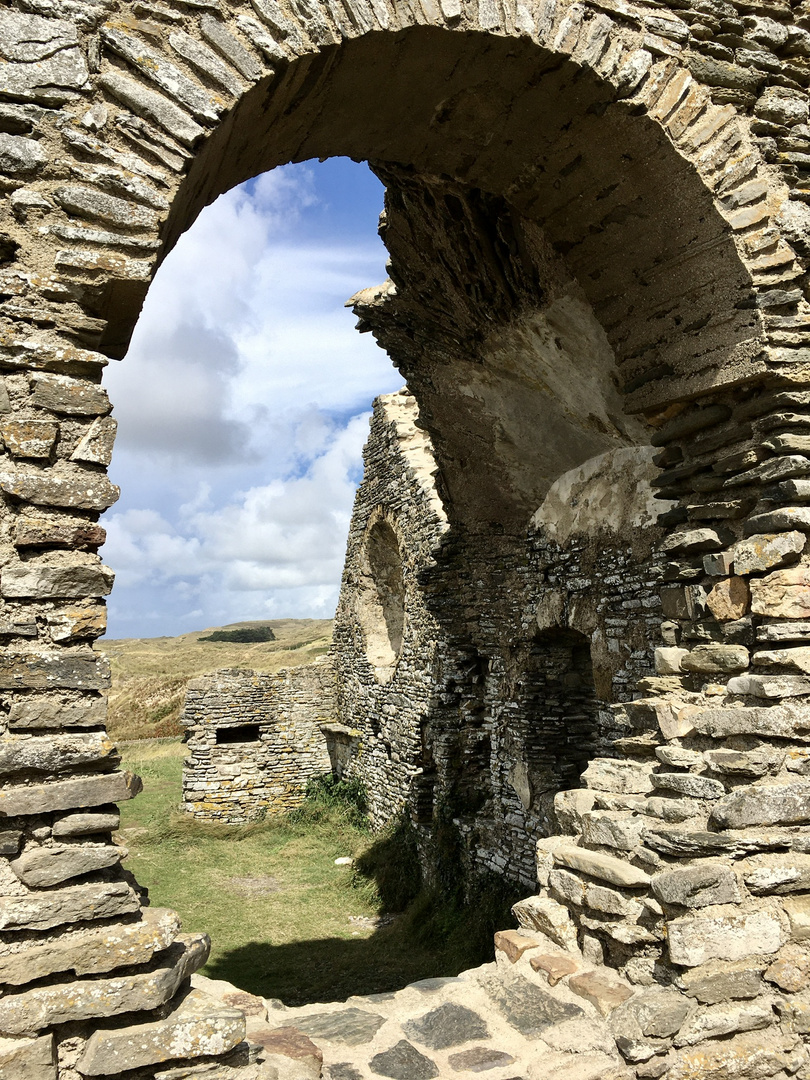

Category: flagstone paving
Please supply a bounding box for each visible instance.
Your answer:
[194,932,633,1080]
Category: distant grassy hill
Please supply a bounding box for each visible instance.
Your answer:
[98,619,334,741]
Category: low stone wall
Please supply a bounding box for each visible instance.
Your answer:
[180,657,335,823]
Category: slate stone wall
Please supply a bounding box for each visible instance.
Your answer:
[180,658,335,823]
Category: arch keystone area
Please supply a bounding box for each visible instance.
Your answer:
[4,0,810,1074]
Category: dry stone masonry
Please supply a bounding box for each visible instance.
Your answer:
[180,658,335,822]
[6,0,810,1075]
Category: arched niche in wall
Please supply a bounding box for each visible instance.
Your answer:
[357,514,406,682]
[509,627,600,830]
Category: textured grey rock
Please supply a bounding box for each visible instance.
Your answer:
[404,1002,489,1049]
[581,759,654,794]
[200,15,263,80]
[0,468,119,511]
[681,644,749,674]
[0,770,141,816]
[674,999,775,1047]
[9,841,126,887]
[169,30,243,94]
[99,71,205,147]
[734,532,806,574]
[101,28,222,122]
[7,692,107,730]
[370,1041,439,1079]
[0,132,47,175]
[0,1034,55,1080]
[0,933,209,1035]
[70,417,117,466]
[52,808,119,836]
[0,907,180,985]
[552,843,651,887]
[0,11,89,104]
[710,780,810,829]
[667,908,787,966]
[0,648,110,690]
[580,810,644,850]
[31,374,109,416]
[0,879,139,932]
[55,185,159,232]
[690,704,810,738]
[78,987,245,1075]
[651,773,725,800]
[294,1008,386,1045]
[680,958,765,1004]
[651,863,741,908]
[1,562,114,599]
[0,731,117,775]
[740,852,810,895]
[482,968,584,1037]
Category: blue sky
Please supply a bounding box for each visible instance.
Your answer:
[100,159,403,638]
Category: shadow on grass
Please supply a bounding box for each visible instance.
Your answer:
[205,876,526,1006]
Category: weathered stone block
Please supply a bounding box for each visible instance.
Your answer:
[689,703,810,738]
[674,1000,775,1047]
[664,1031,804,1080]
[0,934,209,1035]
[710,780,810,829]
[494,929,540,963]
[727,673,810,697]
[0,907,180,985]
[552,843,651,887]
[654,647,688,674]
[734,532,806,574]
[652,863,741,908]
[581,810,644,850]
[783,895,810,940]
[581,759,654,794]
[680,958,765,1004]
[0,133,47,176]
[1,562,114,599]
[0,731,117,775]
[0,880,139,932]
[71,416,117,465]
[765,942,810,991]
[705,578,750,622]
[7,692,107,729]
[10,841,126,887]
[681,644,749,674]
[14,515,106,550]
[0,421,58,460]
[651,773,725,800]
[667,908,786,966]
[740,852,810,894]
[554,788,596,833]
[0,11,89,104]
[0,771,141,816]
[568,971,633,1015]
[0,649,110,691]
[30,374,110,416]
[52,808,119,837]
[751,566,810,618]
[0,468,119,511]
[0,1033,55,1080]
[511,894,578,951]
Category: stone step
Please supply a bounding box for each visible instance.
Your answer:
[0,932,208,1035]
[77,986,246,1076]
[0,906,181,986]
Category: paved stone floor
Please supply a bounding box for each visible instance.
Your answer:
[194,934,632,1080]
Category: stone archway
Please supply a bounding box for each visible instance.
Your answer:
[3,0,810,1075]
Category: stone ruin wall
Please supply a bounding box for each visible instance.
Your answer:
[4,0,810,1074]
[180,658,335,823]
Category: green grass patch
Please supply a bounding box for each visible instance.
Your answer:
[119,740,523,1005]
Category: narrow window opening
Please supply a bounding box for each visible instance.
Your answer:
[215,724,262,745]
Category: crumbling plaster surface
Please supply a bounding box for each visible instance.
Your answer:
[2,0,810,1075]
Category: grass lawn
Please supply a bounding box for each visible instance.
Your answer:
[118,740,522,1005]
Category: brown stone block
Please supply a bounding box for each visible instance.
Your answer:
[494,928,541,963]
[765,942,810,991]
[751,566,810,618]
[0,1033,55,1080]
[568,971,633,1015]
[14,515,107,549]
[706,577,750,621]
[529,952,578,986]
[0,420,58,460]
